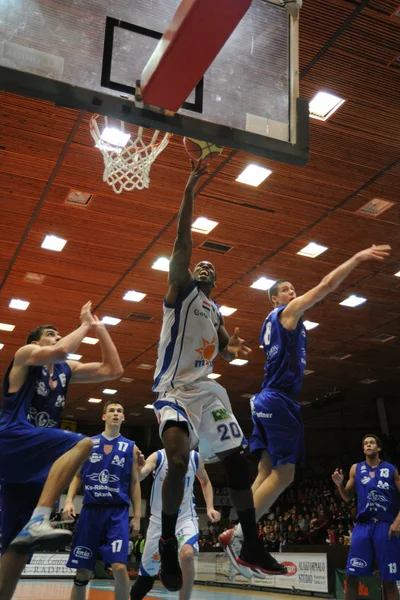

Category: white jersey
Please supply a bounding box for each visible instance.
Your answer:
[150,449,199,523]
[153,281,221,393]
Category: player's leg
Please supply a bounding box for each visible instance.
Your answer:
[9,433,93,554]
[0,551,29,600]
[154,397,195,591]
[111,562,130,600]
[345,522,374,600]
[71,569,93,600]
[176,520,199,600]
[130,519,158,600]
[251,451,272,495]
[253,451,295,519]
[374,521,400,600]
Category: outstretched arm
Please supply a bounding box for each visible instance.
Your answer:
[165,162,208,306]
[68,316,123,383]
[280,244,391,330]
[196,459,221,523]
[332,464,356,502]
[218,320,252,362]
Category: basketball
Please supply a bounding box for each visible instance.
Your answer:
[183,137,223,163]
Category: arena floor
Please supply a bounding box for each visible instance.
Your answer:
[14,580,313,600]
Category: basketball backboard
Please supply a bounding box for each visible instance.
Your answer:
[0,0,309,165]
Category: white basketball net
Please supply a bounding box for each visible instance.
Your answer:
[90,115,171,194]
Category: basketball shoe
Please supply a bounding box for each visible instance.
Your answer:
[9,514,72,554]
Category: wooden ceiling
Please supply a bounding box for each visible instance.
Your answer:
[0,0,399,444]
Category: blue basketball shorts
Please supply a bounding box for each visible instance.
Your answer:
[249,389,305,468]
[0,480,44,554]
[347,521,400,581]
[67,505,130,571]
[0,421,84,484]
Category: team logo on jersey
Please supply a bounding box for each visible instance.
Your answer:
[28,408,58,428]
[212,408,231,422]
[90,453,103,463]
[361,476,371,485]
[369,471,376,478]
[104,444,113,455]
[87,469,119,484]
[55,395,65,408]
[361,465,367,472]
[377,480,389,490]
[152,552,160,562]
[350,558,367,569]
[59,373,67,387]
[36,380,49,397]
[92,439,100,445]
[73,546,93,560]
[112,455,125,468]
[195,336,217,368]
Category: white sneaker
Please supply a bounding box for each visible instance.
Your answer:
[9,515,72,555]
[219,527,265,580]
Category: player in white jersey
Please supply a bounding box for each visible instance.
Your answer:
[152,161,287,592]
[130,449,220,600]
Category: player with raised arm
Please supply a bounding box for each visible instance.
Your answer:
[219,244,391,576]
[332,435,400,600]
[152,161,288,592]
[130,448,220,600]
[63,400,141,600]
[0,302,124,600]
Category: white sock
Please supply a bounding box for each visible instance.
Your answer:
[31,506,52,521]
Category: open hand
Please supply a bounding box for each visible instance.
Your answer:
[227,327,252,359]
[354,244,391,263]
[80,301,94,327]
[186,160,208,190]
[332,468,344,486]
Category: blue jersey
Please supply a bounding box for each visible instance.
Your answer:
[0,360,71,428]
[355,461,400,523]
[260,305,307,397]
[82,433,134,506]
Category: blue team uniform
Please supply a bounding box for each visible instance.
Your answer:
[67,434,135,571]
[250,305,307,468]
[346,461,400,581]
[0,360,83,552]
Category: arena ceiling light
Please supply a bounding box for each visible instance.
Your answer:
[152,257,170,272]
[102,388,117,395]
[123,290,146,302]
[9,299,30,310]
[144,404,154,409]
[297,242,328,258]
[41,234,67,252]
[230,359,248,366]
[207,373,221,379]
[303,320,319,330]
[236,164,272,187]
[101,316,121,325]
[219,306,237,316]
[88,398,102,403]
[82,336,99,345]
[251,277,275,291]
[0,323,15,331]
[67,353,82,360]
[339,295,367,308]
[192,217,218,234]
[309,91,345,121]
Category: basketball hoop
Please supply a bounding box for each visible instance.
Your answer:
[90,115,171,194]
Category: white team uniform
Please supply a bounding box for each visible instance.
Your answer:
[153,281,245,462]
[139,449,200,577]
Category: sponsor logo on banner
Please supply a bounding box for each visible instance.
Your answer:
[21,553,74,578]
[350,558,367,569]
[281,561,297,576]
[104,444,113,455]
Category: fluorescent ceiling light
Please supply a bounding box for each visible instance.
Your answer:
[236,164,272,187]
[309,91,345,121]
[303,320,319,331]
[123,290,146,302]
[230,359,248,366]
[9,299,30,310]
[192,217,218,234]
[339,295,366,308]
[100,127,130,148]
[219,306,237,316]
[152,257,170,272]
[102,316,121,326]
[102,388,117,395]
[297,242,328,258]
[144,404,154,409]
[395,271,400,277]
[304,370,314,375]
[0,323,15,331]
[120,377,134,383]
[0,343,4,350]
[82,336,99,345]
[41,235,67,252]
[88,398,102,403]
[251,277,275,291]
[207,373,221,380]
[137,364,154,370]
[67,353,82,360]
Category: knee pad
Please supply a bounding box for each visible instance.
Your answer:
[223,447,250,490]
[130,575,155,600]
[74,577,90,587]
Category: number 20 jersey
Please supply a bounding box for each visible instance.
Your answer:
[81,433,134,506]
